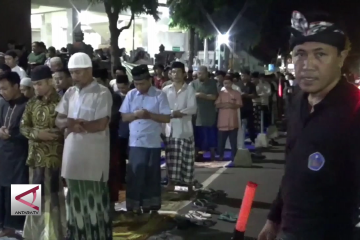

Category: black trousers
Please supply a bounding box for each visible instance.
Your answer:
[0,186,25,230]
[218,129,238,159]
[241,110,256,143]
[118,137,129,184]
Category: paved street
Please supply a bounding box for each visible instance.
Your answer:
[169,138,286,239]
[0,139,285,240]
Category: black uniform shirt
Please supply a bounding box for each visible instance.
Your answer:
[268,79,360,239]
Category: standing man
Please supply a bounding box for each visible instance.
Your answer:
[240,69,257,144]
[116,75,130,185]
[5,50,27,79]
[191,66,218,160]
[55,53,113,240]
[109,65,127,92]
[0,72,29,238]
[120,64,171,215]
[20,65,66,239]
[49,57,64,73]
[27,42,46,66]
[154,64,166,89]
[258,11,360,240]
[215,77,242,161]
[215,70,226,92]
[163,62,197,190]
[53,68,73,96]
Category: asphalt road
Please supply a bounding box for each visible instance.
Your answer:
[0,139,285,240]
[170,139,286,240]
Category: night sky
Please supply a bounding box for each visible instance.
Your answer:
[255,0,360,69]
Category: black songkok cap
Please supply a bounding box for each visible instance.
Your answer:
[31,65,52,81]
[116,75,129,84]
[171,61,185,71]
[289,11,346,50]
[131,64,150,81]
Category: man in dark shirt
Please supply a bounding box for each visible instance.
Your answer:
[240,69,257,144]
[258,11,360,240]
[53,68,72,96]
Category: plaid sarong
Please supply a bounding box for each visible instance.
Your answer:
[165,137,195,184]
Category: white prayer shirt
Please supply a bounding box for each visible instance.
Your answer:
[162,83,197,139]
[55,81,113,181]
[12,65,27,79]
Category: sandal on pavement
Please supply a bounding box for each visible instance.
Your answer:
[193,199,217,209]
[197,207,222,215]
[218,212,238,223]
[190,218,217,227]
[185,211,208,220]
[188,210,211,218]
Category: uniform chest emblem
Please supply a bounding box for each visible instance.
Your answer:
[308,152,325,171]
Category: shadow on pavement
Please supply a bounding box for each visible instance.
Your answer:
[252,159,285,164]
[214,197,272,210]
[262,149,285,153]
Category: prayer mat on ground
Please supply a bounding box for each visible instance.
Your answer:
[112,214,176,240]
[115,191,191,212]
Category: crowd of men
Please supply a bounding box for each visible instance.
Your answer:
[4,9,360,240]
[0,37,294,239]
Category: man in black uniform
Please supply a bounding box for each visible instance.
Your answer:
[258,11,360,240]
[240,69,257,144]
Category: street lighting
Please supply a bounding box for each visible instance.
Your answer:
[218,33,229,45]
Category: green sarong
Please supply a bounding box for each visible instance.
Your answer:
[65,179,112,240]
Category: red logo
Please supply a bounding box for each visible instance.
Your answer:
[15,186,40,211]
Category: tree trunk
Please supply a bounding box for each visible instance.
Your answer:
[104,2,134,73]
[188,27,195,69]
[109,18,121,68]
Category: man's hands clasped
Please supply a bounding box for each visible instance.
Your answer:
[0,126,10,140]
[134,109,150,119]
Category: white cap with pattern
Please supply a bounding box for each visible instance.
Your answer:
[20,78,32,87]
[68,52,92,69]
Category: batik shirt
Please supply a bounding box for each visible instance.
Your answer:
[20,90,63,168]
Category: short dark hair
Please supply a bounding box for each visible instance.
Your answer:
[48,46,56,53]
[7,40,15,45]
[0,71,21,86]
[56,67,71,77]
[5,50,18,59]
[113,65,126,74]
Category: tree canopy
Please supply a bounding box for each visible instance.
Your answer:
[88,0,160,65]
[169,0,274,49]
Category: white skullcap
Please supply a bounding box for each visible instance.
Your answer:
[20,78,32,87]
[50,57,62,63]
[68,52,92,69]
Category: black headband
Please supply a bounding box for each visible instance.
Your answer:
[289,11,346,51]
